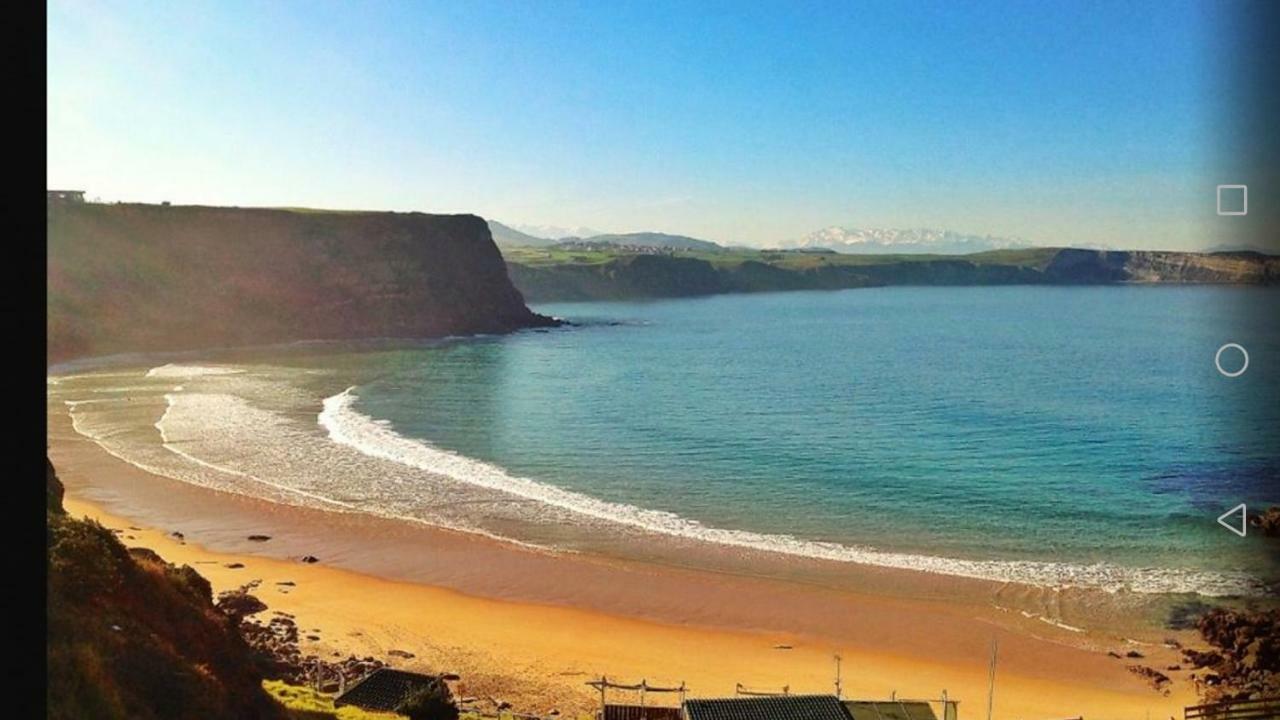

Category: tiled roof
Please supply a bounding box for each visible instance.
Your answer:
[683,695,853,720]
[334,668,441,712]
[605,705,685,720]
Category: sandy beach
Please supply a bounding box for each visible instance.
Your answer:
[49,409,1200,720]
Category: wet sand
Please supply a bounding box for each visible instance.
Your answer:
[49,410,1199,719]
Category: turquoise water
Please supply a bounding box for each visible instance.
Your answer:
[356,287,1279,581]
[52,286,1280,595]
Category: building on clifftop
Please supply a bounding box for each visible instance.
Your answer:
[47,189,86,204]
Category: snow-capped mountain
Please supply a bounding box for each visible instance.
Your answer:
[512,224,605,241]
[787,227,1031,255]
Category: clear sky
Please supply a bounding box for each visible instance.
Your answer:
[47,0,1238,249]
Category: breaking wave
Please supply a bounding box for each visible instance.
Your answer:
[319,387,1267,597]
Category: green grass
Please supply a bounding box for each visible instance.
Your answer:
[500,246,620,266]
[264,680,404,720]
[501,243,1062,271]
[263,685,590,720]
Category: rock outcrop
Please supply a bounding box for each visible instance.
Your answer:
[48,203,556,364]
[1250,506,1280,537]
[1183,608,1279,702]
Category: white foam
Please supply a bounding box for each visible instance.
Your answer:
[145,364,244,378]
[154,393,357,510]
[318,387,1267,597]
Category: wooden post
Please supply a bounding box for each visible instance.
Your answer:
[985,638,998,720]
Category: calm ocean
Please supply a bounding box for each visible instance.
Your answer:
[52,286,1280,596]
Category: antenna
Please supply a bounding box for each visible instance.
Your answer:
[834,654,843,699]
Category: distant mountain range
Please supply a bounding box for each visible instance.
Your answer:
[492,220,1038,255]
[512,223,605,241]
[494,220,1278,257]
[488,220,720,252]
[488,221,557,247]
[783,227,1030,255]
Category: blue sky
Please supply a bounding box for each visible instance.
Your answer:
[48,1,1236,248]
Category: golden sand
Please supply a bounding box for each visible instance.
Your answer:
[50,411,1198,720]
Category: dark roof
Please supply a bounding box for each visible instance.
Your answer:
[683,695,853,720]
[605,705,685,720]
[334,668,441,711]
[843,701,938,720]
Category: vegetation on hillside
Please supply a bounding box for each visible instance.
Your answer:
[46,461,288,720]
[503,245,1062,302]
[264,681,401,719]
[502,244,1278,302]
[501,244,1060,270]
[395,678,460,720]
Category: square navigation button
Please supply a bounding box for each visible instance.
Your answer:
[1217,185,1248,216]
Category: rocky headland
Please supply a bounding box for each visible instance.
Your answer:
[48,203,557,364]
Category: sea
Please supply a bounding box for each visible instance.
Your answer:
[49,285,1280,597]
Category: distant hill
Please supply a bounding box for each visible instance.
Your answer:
[786,227,1030,255]
[491,222,725,252]
[488,220,560,248]
[1204,241,1280,255]
[512,223,604,241]
[566,232,722,252]
[505,246,1280,302]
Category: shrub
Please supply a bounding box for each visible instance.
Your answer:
[395,679,459,720]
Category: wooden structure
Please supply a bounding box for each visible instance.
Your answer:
[47,190,86,204]
[589,676,688,720]
[1185,697,1280,720]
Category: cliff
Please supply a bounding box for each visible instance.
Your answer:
[47,203,556,364]
[1043,248,1280,284]
[505,247,1280,302]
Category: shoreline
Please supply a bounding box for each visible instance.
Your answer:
[48,409,1202,719]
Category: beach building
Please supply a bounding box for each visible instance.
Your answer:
[605,706,685,720]
[682,695,854,720]
[47,189,86,204]
[591,677,688,720]
[333,668,444,713]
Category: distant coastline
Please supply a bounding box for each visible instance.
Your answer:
[504,244,1280,302]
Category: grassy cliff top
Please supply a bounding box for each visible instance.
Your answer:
[501,244,1065,270]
